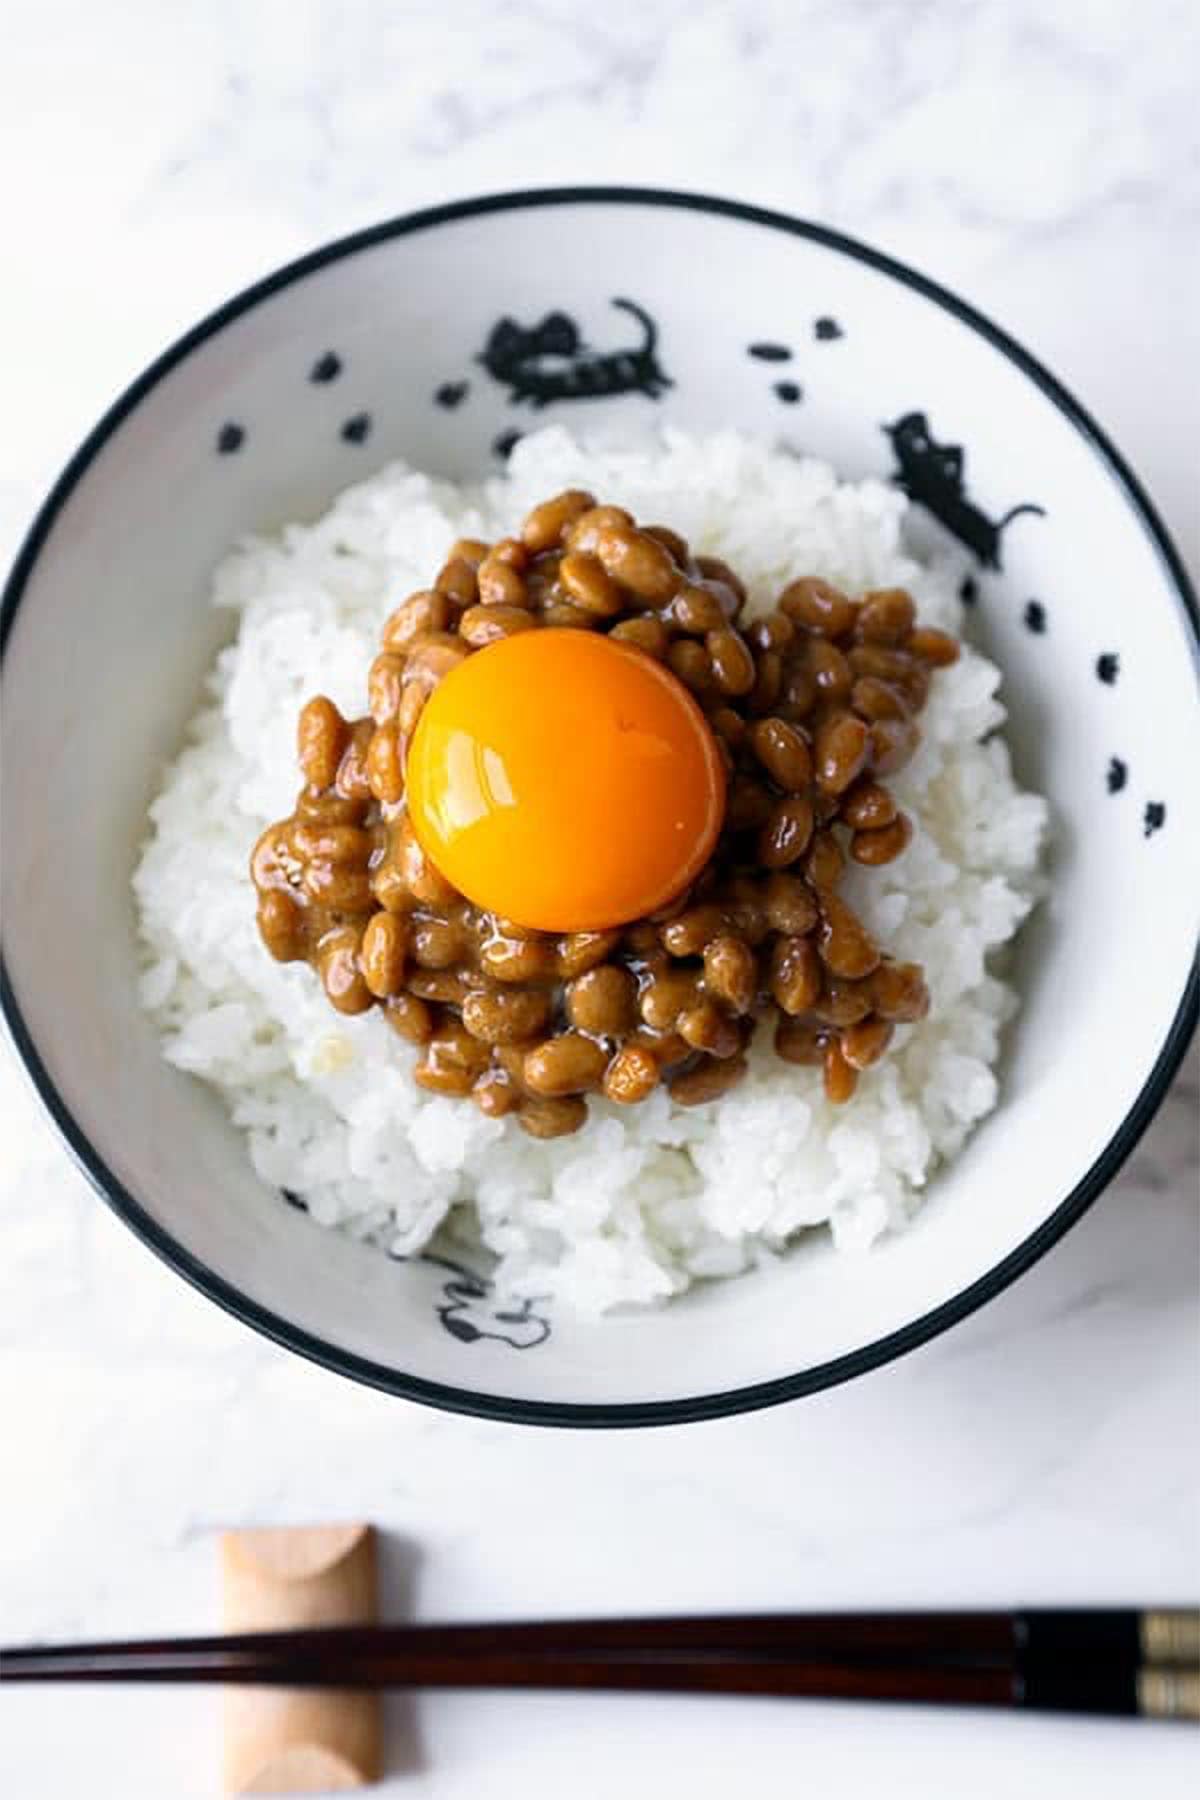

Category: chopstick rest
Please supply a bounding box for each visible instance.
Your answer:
[221,1525,381,1794]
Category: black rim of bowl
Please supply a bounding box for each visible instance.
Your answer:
[2,187,1197,1428]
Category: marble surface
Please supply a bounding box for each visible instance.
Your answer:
[2,1,1197,1793]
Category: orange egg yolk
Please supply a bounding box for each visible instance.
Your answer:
[405,630,726,931]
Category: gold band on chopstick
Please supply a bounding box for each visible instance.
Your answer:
[1139,1609,1200,1665]
[1136,1667,1200,1721]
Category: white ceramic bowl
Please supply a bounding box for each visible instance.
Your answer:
[3,189,1197,1425]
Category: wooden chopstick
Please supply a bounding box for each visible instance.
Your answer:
[3,1611,1197,1720]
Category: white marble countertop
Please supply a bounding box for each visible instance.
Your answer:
[2,2,1197,1794]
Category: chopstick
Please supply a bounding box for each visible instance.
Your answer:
[3,1610,1197,1720]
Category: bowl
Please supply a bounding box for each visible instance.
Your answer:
[2,188,1197,1426]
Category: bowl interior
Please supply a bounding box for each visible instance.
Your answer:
[2,193,1197,1420]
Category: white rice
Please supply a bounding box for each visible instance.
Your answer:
[133,428,1048,1313]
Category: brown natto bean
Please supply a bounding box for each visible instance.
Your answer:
[710,706,747,748]
[643,523,690,563]
[396,817,459,907]
[803,829,845,891]
[609,615,669,658]
[748,648,784,716]
[672,584,729,634]
[292,822,373,866]
[774,1018,827,1066]
[542,600,601,631]
[814,978,873,1027]
[447,537,490,568]
[523,1033,609,1097]
[849,640,923,688]
[301,861,374,912]
[909,626,960,667]
[719,879,769,945]
[850,813,913,866]
[763,871,818,935]
[805,638,854,701]
[660,904,726,956]
[360,912,409,998]
[868,960,930,1023]
[817,893,881,980]
[404,633,469,686]
[559,550,623,616]
[476,555,527,607]
[603,1043,660,1105]
[594,527,678,602]
[524,557,562,609]
[747,612,796,653]
[678,1001,742,1058]
[694,555,747,606]
[459,602,536,646]
[703,936,758,1013]
[434,557,478,607]
[370,855,411,915]
[257,889,305,962]
[669,1055,748,1106]
[397,681,427,740]
[779,577,856,638]
[629,1027,689,1069]
[779,662,818,719]
[823,1039,858,1104]
[814,711,871,795]
[706,628,756,696]
[841,1016,895,1070]
[518,1095,588,1139]
[556,930,621,979]
[408,969,471,1005]
[382,590,450,652]
[640,969,702,1031]
[493,1045,532,1088]
[411,917,463,969]
[748,716,812,791]
[769,935,823,1015]
[367,652,406,725]
[490,536,529,571]
[869,716,921,776]
[366,721,405,805]
[850,675,909,722]
[667,638,712,692]
[414,1022,490,1096]
[480,934,557,983]
[521,489,596,552]
[566,965,637,1037]
[384,992,434,1044]
[565,505,635,554]
[294,788,367,826]
[250,821,298,894]
[757,793,815,868]
[564,964,636,1036]
[297,696,347,791]
[490,915,542,941]
[856,587,915,645]
[316,926,373,1015]
[473,1072,522,1118]
[841,779,897,829]
[461,987,553,1045]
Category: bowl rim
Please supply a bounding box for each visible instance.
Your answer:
[2,185,1197,1428]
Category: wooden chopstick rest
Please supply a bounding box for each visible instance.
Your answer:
[221,1525,381,1794]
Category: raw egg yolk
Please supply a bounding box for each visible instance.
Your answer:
[405,630,726,931]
